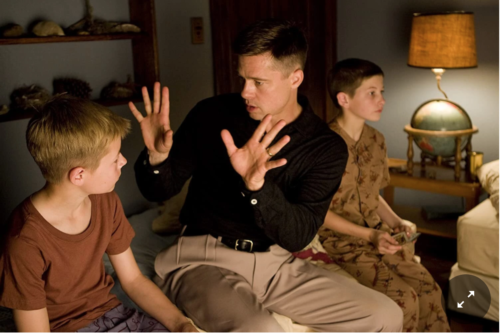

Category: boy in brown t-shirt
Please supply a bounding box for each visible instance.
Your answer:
[0,96,197,332]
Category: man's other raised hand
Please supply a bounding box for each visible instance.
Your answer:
[221,114,290,191]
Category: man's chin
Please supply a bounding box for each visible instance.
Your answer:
[248,113,263,121]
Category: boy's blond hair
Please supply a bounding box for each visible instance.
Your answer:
[26,95,131,183]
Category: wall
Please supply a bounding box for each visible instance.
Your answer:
[337,0,499,208]
[0,0,213,224]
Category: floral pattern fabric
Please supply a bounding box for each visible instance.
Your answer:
[327,121,390,229]
[318,121,450,332]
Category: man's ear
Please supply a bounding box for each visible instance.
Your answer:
[337,92,349,108]
[69,167,86,186]
[290,69,304,89]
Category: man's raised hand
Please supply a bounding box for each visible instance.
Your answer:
[129,82,173,166]
[221,114,290,191]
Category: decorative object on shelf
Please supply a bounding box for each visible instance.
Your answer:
[66,0,141,36]
[53,78,92,99]
[32,21,65,37]
[0,105,9,115]
[405,11,478,181]
[100,75,139,100]
[10,85,51,111]
[0,0,158,124]
[0,23,23,37]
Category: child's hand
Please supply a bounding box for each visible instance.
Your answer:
[369,230,402,255]
[392,220,417,244]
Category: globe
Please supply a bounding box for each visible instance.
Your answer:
[410,99,472,157]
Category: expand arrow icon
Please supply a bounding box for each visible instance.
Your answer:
[468,291,475,298]
[457,301,464,308]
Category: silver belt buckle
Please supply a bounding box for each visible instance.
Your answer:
[235,239,254,252]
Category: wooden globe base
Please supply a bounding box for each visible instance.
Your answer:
[404,125,479,181]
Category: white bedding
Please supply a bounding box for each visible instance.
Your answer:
[457,199,499,278]
[448,263,499,322]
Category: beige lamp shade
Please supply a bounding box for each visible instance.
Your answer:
[408,11,477,69]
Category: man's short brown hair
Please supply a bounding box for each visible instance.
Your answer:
[232,18,308,76]
[26,95,130,183]
[327,58,384,120]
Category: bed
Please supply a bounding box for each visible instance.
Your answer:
[106,206,354,332]
[447,160,499,322]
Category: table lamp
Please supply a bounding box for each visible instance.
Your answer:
[405,11,479,181]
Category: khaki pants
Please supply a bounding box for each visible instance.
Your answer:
[153,234,403,332]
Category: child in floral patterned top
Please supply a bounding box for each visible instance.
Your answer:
[318,58,450,332]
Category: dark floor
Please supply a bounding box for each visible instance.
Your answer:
[416,234,499,332]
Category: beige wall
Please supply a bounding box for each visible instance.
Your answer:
[0,0,214,223]
[337,0,499,208]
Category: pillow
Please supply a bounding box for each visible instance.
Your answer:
[152,178,191,234]
[477,160,499,214]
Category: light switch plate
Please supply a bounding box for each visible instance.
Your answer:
[191,17,204,44]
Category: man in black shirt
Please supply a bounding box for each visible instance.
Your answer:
[130,19,403,332]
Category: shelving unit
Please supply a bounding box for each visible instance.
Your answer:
[0,33,144,45]
[0,0,159,123]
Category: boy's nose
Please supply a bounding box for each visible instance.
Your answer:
[119,155,127,168]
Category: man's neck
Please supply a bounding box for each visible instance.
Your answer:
[266,97,303,132]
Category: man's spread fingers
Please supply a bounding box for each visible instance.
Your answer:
[153,82,161,113]
[221,129,237,156]
[266,158,287,170]
[161,86,170,118]
[142,86,152,115]
[251,114,272,143]
[268,135,290,155]
[261,119,286,147]
[128,102,144,122]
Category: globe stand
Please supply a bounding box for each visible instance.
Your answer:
[404,125,478,181]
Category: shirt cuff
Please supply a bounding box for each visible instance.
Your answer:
[138,148,171,175]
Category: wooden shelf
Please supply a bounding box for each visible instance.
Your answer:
[1,0,159,124]
[0,110,35,123]
[0,97,143,123]
[391,204,457,239]
[0,33,144,45]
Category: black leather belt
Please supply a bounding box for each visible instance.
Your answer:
[182,225,271,253]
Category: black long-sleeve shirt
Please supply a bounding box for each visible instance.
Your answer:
[134,93,347,252]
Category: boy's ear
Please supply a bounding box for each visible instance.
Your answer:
[69,167,86,186]
[290,69,304,88]
[337,92,349,108]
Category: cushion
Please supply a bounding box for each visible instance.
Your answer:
[457,199,499,278]
[152,179,191,234]
[477,160,499,214]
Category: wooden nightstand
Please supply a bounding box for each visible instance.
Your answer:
[382,158,482,238]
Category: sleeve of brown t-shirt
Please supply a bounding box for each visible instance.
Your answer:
[1,235,47,310]
[105,192,135,256]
